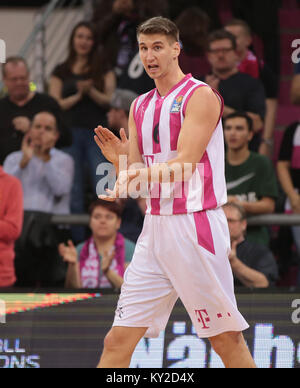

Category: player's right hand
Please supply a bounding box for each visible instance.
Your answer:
[94,126,129,165]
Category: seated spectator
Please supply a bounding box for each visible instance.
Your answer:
[0,56,71,165]
[4,111,74,214]
[225,19,279,158]
[105,89,145,243]
[0,166,23,288]
[277,121,300,286]
[224,19,260,79]
[205,29,266,151]
[224,112,278,246]
[59,200,135,289]
[3,111,74,288]
[291,62,300,105]
[107,88,138,137]
[175,7,212,80]
[223,202,278,288]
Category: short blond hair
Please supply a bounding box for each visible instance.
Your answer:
[137,17,180,43]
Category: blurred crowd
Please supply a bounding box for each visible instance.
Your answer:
[0,0,299,290]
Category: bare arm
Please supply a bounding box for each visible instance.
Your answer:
[49,76,82,111]
[104,269,124,289]
[259,98,278,157]
[65,262,81,289]
[277,160,300,212]
[291,74,300,105]
[240,197,275,214]
[231,258,269,288]
[88,71,116,107]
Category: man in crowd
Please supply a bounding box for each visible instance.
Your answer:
[0,165,23,288]
[224,19,279,158]
[3,111,74,287]
[223,202,278,288]
[0,56,71,164]
[224,112,278,246]
[4,111,74,215]
[205,29,266,151]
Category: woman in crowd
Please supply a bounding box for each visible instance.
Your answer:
[49,21,116,242]
[59,200,135,289]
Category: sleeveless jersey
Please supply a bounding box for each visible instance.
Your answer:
[133,73,227,216]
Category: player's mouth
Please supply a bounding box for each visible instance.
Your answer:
[148,65,159,72]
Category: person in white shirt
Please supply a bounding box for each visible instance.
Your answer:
[4,111,74,215]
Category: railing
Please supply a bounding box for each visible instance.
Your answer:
[50,213,300,227]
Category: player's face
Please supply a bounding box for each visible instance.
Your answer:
[225,26,252,55]
[224,117,253,151]
[90,206,121,239]
[207,39,239,73]
[138,33,180,80]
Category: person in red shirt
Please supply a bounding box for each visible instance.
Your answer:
[225,19,260,79]
[0,166,23,287]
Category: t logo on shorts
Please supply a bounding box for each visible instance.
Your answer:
[195,309,210,330]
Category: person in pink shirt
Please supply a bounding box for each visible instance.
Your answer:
[225,19,260,80]
[0,166,23,288]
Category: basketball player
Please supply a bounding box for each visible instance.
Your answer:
[95,17,256,368]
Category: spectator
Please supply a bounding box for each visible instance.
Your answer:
[0,56,71,165]
[223,202,278,288]
[106,89,145,242]
[49,21,116,241]
[224,112,278,247]
[175,7,211,80]
[231,0,281,77]
[205,29,266,151]
[3,111,74,287]
[277,121,300,286]
[59,199,135,289]
[291,62,300,105]
[224,19,259,79]
[3,111,74,215]
[0,167,23,288]
[225,19,279,158]
[169,0,221,31]
[107,88,138,137]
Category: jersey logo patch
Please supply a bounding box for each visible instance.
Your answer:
[170,95,184,113]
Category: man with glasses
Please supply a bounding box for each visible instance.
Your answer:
[205,30,266,151]
[223,202,278,288]
[0,57,71,164]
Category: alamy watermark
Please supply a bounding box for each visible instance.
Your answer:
[0,39,6,64]
[292,39,300,65]
[95,157,206,200]
[291,299,300,324]
[0,299,6,324]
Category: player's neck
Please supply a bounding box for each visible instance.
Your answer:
[227,147,250,166]
[155,67,186,97]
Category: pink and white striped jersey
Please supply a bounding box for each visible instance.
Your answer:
[133,73,227,216]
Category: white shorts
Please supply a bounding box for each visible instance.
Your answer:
[113,208,249,338]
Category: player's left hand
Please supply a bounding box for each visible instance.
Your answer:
[99,169,137,202]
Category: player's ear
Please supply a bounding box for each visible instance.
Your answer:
[173,41,181,60]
